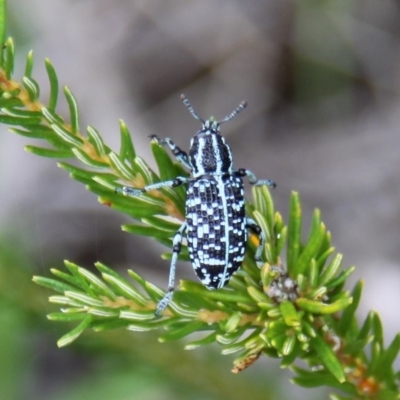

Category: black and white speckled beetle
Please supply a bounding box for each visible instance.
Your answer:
[118,94,276,315]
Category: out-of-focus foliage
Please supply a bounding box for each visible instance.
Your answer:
[1,1,400,399]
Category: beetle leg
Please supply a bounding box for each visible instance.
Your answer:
[246,218,266,268]
[155,222,187,316]
[116,176,189,197]
[235,169,276,189]
[150,135,192,170]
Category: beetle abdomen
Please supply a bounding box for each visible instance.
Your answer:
[185,175,247,289]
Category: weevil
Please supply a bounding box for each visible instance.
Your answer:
[117,94,276,315]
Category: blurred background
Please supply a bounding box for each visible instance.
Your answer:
[1,0,400,399]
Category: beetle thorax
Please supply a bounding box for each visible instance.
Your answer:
[189,126,233,178]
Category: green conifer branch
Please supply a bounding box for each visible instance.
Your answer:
[1,4,399,397]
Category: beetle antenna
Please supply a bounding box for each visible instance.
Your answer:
[180,94,205,124]
[218,100,247,124]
